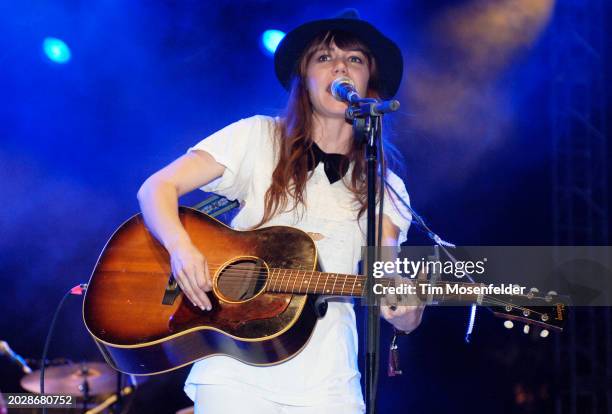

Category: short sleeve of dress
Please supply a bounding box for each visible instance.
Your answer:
[383,171,412,245]
[187,115,272,201]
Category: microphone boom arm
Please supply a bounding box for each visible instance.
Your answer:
[345,98,400,119]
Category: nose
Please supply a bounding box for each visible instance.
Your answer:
[333,58,347,75]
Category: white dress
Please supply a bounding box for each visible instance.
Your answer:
[183,115,411,409]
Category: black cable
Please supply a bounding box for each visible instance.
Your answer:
[40,286,83,414]
[384,183,455,249]
[384,183,487,341]
[40,283,87,414]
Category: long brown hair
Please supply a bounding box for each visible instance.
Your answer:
[256,30,392,227]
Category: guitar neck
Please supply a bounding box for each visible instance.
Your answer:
[266,268,483,305]
[267,268,368,296]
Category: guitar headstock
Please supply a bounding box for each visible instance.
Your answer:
[487,288,568,338]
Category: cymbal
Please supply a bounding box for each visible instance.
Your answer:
[20,362,117,396]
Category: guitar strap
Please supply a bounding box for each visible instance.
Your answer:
[192,194,240,219]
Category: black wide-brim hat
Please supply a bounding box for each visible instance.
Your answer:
[274,9,403,99]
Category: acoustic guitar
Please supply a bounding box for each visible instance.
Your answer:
[83,207,566,375]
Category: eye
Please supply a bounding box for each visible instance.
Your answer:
[317,53,331,62]
[349,55,364,64]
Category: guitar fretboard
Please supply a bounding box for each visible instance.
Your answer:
[265,268,484,305]
[267,268,373,296]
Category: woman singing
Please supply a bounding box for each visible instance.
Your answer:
[137,9,424,414]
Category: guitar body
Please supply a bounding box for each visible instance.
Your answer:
[83,207,321,375]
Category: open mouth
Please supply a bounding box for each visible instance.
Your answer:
[327,84,341,99]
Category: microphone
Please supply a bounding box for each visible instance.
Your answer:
[0,340,32,374]
[332,77,401,117]
[331,76,362,104]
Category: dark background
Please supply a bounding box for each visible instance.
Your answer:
[1,1,610,413]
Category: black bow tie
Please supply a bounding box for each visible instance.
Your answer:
[306,142,350,184]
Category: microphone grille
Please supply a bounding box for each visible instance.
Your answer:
[331,76,355,100]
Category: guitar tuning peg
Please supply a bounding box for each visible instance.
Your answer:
[504,320,514,329]
[527,287,539,298]
[523,324,530,334]
[539,329,549,338]
[545,290,557,302]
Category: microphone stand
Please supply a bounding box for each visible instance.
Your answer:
[78,364,90,414]
[347,97,399,414]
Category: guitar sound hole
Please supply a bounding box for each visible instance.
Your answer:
[216,259,268,302]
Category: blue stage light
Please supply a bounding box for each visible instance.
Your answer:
[261,30,285,55]
[43,37,71,64]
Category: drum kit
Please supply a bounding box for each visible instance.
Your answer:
[3,358,138,414]
[21,362,118,396]
[3,357,196,414]
[1,337,196,414]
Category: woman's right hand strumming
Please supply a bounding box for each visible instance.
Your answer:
[167,239,213,310]
[137,150,225,312]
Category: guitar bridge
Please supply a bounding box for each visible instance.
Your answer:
[162,276,180,305]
